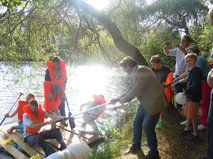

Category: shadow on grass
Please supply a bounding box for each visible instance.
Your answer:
[156,105,208,159]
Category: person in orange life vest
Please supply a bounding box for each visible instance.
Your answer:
[150,55,172,129]
[5,93,35,133]
[23,100,66,157]
[43,82,66,122]
[78,95,106,138]
[45,56,67,118]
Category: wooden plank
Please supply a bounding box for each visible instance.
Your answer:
[0,134,28,159]
[0,129,45,158]
[0,123,45,157]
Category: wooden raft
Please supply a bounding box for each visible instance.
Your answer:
[0,123,100,159]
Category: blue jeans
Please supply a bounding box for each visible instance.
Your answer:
[132,104,160,154]
[204,90,213,159]
[13,121,23,130]
[58,100,65,116]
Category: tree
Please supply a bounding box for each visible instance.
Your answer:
[138,0,208,35]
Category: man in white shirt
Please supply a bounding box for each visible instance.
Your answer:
[163,35,192,110]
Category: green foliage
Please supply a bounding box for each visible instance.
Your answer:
[0,0,23,9]
[139,24,178,69]
[138,0,208,35]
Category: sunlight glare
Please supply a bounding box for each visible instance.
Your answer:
[86,0,109,9]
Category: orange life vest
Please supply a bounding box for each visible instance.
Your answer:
[164,72,173,104]
[92,95,106,120]
[17,100,28,121]
[46,60,67,82]
[24,104,45,133]
[43,81,64,111]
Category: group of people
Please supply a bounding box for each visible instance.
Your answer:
[5,57,69,157]
[2,7,213,159]
[109,8,213,159]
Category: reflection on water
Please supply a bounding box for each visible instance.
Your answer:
[0,62,127,126]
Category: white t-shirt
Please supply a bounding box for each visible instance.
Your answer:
[168,48,186,76]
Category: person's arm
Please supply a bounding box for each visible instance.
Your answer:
[173,70,188,82]
[120,68,147,104]
[163,42,170,55]
[45,110,65,120]
[80,102,90,111]
[29,120,53,129]
[5,108,18,118]
[170,41,187,55]
[45,69,51,81]
[185,69,203,95]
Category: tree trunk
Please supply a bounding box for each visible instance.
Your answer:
[71,0,148,66]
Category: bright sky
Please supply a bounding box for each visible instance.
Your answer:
[86,0,154,10]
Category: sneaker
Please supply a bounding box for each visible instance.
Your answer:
[180,120,187,126]
[180,129,191,136]
[7,127,14,133]
[143,152,160,159]
[156,121,165,129]
[198,124,206,131]
[124,146,141,155]
[60,142,67,151]
[185,134,199,141]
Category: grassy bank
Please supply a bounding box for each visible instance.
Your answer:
[89,104,208,159]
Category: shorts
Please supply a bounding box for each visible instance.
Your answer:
[184,100,199,118]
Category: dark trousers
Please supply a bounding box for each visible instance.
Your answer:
[24,128,65,157]
[204,90,213,159]
[175,82,187,109]
[132,104,160,154]
[58,100,65,116]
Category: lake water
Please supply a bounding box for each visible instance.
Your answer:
[0,62,127,126]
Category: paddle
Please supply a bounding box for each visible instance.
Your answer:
[64,96,76,130]
[0,93,23,126]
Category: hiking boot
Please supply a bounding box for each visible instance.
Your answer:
[7,127,14,133]
[156,120,165,129]
[124,146,141,155]
[180,120,187,126]
[143,152,161,159]
[198,124,206,131]
[185,134,199,141]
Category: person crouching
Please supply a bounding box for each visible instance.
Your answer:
[23,100,66,157]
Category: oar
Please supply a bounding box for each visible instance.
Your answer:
[64,95,76,130]
[56,99,138,123]
[0,93,23,126]
[55,102,109,123]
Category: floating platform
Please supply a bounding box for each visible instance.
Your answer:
[0,123,100,159]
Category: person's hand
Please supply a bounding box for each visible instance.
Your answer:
[4,113,9,118]
[179,78,186,83]
[45,120,55,125]
[163,42,167,48]
[173,78,178,83]
[119,98,125,105]
[171,41,179,47]
[110,98,119,104]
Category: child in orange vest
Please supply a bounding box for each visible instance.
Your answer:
[79,95,106,138]
[5,93,35,133]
